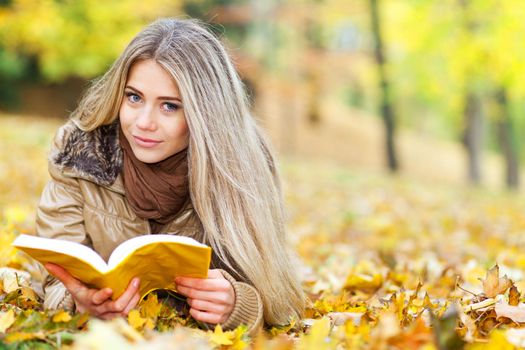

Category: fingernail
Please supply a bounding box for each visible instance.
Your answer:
[133,278,140,288]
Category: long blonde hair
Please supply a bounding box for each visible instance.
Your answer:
[71,18,304,325]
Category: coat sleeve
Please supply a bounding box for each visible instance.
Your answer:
[35,127,91,311]
[218,269,263,335]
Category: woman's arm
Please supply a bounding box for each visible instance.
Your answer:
[36,148,91,310]
[37,152,142,317]
[36,127,141,317]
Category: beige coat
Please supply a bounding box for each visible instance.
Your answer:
[36,121,263,333]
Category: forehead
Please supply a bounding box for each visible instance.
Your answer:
[126,59,180,95]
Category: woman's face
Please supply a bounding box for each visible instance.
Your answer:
[119,59,189,164]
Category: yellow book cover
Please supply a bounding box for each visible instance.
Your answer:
[12,234,211,300]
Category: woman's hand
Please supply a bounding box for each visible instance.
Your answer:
[45,263,141,320]
[175,269,235,324]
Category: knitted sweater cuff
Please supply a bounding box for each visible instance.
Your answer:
[218,269,263,335]
[58,290,76,311]
[44,283,76,312]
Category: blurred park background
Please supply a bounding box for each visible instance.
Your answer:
[2,0,525,191]
[6,2,525,347]
[0,0,525,193]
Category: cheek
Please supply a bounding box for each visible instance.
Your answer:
[180,119,189,137]
[119,104,140,135]
[180,120,190,145]
[119,102,131,125]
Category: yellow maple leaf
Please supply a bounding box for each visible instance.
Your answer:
[297,317,334,350]
[344,262,383,293]
[140,293,162,319]
[230,324,249,350]
[52,310,72,323]
[209,324,234,346]
[269,320,296,337]
[343,321,371,344]
[4,331,45,343]
[128,309,146,330]
[0,309,15,333]
[481,265,513,298]
[144,318,155,331]
[466,330,514,349]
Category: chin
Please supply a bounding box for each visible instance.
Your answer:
[134,151,164,164]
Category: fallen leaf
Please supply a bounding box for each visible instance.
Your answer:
[0,269,19,293]
[4,331,46,343]
[467,329,515,349]
[209,324,234,346]
[229,324,249,350]
[0,309,15,333]
[509,285,520,306]
[344,272,383,293]
[495,300,525,323]
[505,327,525,348]
[481,265,512,298]
[297,317,334,350]
[140,293,162,320]
[53,310,72,323]
[326,312,363,326]
[128,309,146,330]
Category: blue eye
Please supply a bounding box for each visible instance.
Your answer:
[162,102,181,113]
[125,92,141,103]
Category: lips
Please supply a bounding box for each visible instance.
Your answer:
[133,135,162,148]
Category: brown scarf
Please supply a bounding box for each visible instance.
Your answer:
[119,127,189,232]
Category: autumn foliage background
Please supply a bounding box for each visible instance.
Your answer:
[3,0,525,349]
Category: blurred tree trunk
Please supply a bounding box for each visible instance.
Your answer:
[369,0,398,172]
[305,17,323,125]
[462,92,483,184]
[459,0,483,184]
[495,88,519,189]
[307,69,321,124]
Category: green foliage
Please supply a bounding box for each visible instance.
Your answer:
[0,49,27,107]
[383,0,525,144]
[0,0,183,82]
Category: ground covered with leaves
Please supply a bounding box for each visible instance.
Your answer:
[2,116,525,349]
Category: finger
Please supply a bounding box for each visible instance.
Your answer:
[121,292,141,316]
[176,285,231,304]
[207,269,225,279]
[176,277,230,292]
[91,288,113,305]
[189,308,225,324]
[108,277,140,313]
[187,297,230,314]
[45,263,85,293]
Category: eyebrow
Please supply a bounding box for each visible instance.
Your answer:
[125,85,182,103]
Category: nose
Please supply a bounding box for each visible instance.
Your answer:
[136,106,157,131]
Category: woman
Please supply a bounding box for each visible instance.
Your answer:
[38,18,304,334]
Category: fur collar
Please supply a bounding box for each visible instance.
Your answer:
[53,121,123,187]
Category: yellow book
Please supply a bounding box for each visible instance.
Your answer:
[12,234,211,300]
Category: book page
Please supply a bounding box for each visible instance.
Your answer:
[12,234,108,272]
[107,234,208,269]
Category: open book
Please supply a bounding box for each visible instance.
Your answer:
[12,234,211,300]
